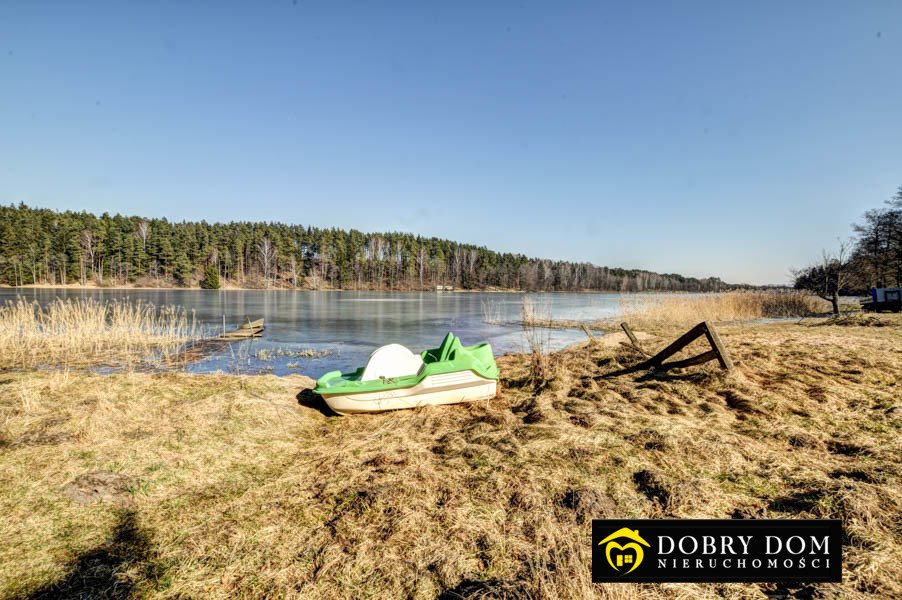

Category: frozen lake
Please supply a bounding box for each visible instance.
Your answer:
[1,289,646,376]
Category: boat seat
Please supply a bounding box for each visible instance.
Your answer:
[361,344,424,381]
[424,332,461,364]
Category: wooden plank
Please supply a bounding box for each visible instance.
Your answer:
[620,342,651,357]
[219,331,263,339]
[656,350,718,371]
[642,322,707,368]
[702,321,734,371]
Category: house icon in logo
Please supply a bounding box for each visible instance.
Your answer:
[598,528,650,574]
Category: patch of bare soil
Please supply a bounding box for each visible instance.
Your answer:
[61,471,135,506]
[558,487,616,524]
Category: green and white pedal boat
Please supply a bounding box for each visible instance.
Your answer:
[314,333,500,415]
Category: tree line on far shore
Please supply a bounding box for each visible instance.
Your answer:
[794,185,902,313]
[0,203,731,293]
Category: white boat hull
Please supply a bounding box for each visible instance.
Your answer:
[321,371,497,415]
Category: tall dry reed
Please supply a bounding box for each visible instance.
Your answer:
[0,298,197,370]
[620,290,826,329]
[480,298,504,324]
[521,296,554,388]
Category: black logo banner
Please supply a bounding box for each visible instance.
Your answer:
[592,519,842,583]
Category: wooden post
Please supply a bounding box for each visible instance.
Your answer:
[702,321,734,372]
[620,322,650,356]
[620,322,640,346]
[580,325,595,340]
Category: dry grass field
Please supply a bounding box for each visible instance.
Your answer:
[0,313,899,599]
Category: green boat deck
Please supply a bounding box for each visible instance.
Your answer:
[314,333,500,395]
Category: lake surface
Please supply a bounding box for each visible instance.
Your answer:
[2,289,640,376]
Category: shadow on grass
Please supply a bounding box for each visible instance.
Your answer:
[296,388,341,417]
[437,577,529,599]
[26,509,163,599]
[599,365,720,386]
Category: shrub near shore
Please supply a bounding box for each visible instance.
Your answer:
[0,316,899,598]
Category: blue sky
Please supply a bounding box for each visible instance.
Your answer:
[1,2,900,284]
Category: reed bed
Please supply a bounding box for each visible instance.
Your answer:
[480,298,504,324]
[0,298,197,370]
[482,295,567,328]
[619,291,826,329]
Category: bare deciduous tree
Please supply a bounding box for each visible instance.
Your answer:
[135,220,149,251]
[794,239,851,315]
[416,246,427,289]
[289,255,299,288]
[80,229,95,285]
[257,237,276,287]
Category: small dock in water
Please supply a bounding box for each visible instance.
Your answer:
[169,317,265,366]
[219,318,265,339]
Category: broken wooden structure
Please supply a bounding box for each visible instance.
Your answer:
[219,317,265,339]
[166,317,265,366]
[609,321,733,376]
